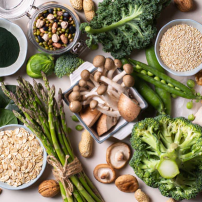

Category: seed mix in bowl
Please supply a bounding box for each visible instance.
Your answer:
[159,24,202,72]
[0,128,43,187]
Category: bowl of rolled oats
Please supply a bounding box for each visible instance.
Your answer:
[155,19,202,76]
[0,124,47,190]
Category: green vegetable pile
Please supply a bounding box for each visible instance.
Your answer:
[55,53,84,78]
[130,115,202,200]
[26,53,54,78]
[80,0,171,58]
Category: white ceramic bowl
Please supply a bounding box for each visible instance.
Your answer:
[0,124,47,190]
[0,18,27,77]
[155,19,202,76]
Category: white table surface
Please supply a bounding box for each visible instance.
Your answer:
[1,0,202,202]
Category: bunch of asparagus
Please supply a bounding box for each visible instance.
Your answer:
[1,72,104,202]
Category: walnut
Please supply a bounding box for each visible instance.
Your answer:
[38,180,60,197]
[174,0,194,12]
[195,70,202,85]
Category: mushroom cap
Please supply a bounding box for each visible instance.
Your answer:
[123,64,133,74]
[69,101,82,113]
[106,142,131,169]
[93,55,106,67]
[73,85,80,92]
[97,84,107,95]
[104,58,115,70]
[90,100,98,109]
[70,91,80,101]
[81,70,90,81]
[118,93,141,122]
[115,174,139,193]
[94,71,102,82]
[93,164,116,184]
[114,59,122,68]
[123,75,135,87]
[79,79,87,87]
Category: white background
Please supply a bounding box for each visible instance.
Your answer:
[1,0,202,202]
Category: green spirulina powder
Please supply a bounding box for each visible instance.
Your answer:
[0,27,20,67]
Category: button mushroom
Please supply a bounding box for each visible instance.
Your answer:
[69,91,81,101]
[121,75,135,87]
[113,63,133,82]
[118,93,141,122]
[81,69,91,81]
[104,58,115,71]
[69,101,82,113]
[97,84,107,95]
[106,142,131,169]
[93,164,116,184]
[115,175,139,193]
[93,55,106,74]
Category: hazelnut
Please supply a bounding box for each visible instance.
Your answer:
[38,180,60,198]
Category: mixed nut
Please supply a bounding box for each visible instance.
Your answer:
[33,7,76,50]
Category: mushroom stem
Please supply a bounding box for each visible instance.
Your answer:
[90,75,99,87]
[112,71,126,82]
[101,94,118,111]
[96,106,120,117]
[107,67,117,79]
[87,81,94,89]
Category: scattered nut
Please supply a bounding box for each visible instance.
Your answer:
[134,189,150,202]
[61,21,68,29]
[57,11,63,16]
[174,0,193,12]
[70,0,83,10]
[195,70,202,85]
[40,28,46,33]
[53,43,62,48]
[60,34,68,44]
[166,199,176,202]
[42,34,49,42]
[52,34,60,43]
[52,22,58,34]
[47,14,54,21]
[0,188,2,194]
[79,130,94,158]
[36,19,45,28]
[83,0,95,22]
[115,175,139,193]
[38,180,60,197]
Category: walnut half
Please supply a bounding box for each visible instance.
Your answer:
[195,70,202,85]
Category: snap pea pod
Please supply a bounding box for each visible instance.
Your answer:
[129,59,200,100]
[146,46,171,115]
[121,58,165,114]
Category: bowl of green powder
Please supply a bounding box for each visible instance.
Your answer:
[0,18,27,76]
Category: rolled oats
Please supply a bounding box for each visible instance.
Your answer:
[0,128,43,187]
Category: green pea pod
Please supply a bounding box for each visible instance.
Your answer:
[146,46,171,115]
[129,59,200,100]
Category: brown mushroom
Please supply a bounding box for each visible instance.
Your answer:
[118,93,141,122]
[93,55,106,73]
[80,106,101,127]
[114,59,122,69]
[69,101,82,113]
[93,164,116,184]
[96,114,118,136]
[115,175,139,193]
[73,85,80,92]
[90,100,98,109]
[113,63,133,82]
[104,58,115,70]
[97,85,107,95]
[81,69,91,81]
[121,75,135,87]
[106,142,131,169]
[69,91,80,101]
[79,79,94,89]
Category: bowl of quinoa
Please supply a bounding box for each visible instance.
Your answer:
[155,19,202,76]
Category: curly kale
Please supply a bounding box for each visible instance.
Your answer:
[130,115,202,201]
[80,0,171,58]
[54,53,84,78]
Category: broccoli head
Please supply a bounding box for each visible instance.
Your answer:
[130,115,202,200]
[54,53,84,78]
[80,0,171,58]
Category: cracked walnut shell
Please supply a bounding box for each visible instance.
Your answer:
[195,70,202,85]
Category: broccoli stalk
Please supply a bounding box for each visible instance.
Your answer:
[130,115,202,201]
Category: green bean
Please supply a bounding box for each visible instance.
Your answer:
[129,59,200,100]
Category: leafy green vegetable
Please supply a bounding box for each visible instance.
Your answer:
[55,53,84,78]
[130,115,202,201]
[0,109,18,126]
[80,0,171,58]
[0,85,23,125]
[26,53,54,78]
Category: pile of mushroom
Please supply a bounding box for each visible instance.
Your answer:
[68,55,141,136]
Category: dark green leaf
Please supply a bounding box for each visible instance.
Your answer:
[0,109,18,126]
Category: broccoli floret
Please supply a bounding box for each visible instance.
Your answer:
[130,115,202,201]
[80,0,171,58]
[54,53,84,78]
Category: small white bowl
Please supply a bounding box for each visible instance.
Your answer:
[0,124,47,190]
[155,19,202,77]
[0,18,27,77]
